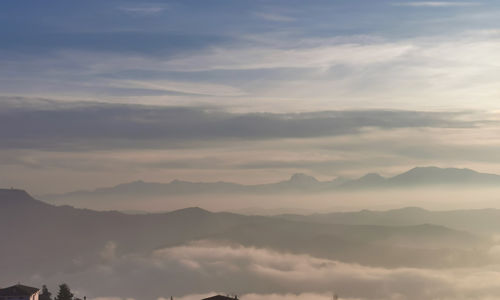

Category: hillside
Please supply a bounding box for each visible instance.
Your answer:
[0,188,490,286]
[278,206,500,234]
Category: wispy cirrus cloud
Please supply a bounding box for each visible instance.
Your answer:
[163,42,414,71]
[393,1,481,7]
[3,31,500,113]
[118,3,168,15]
[254,12,295,22]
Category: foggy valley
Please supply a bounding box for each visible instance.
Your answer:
[4,187,500,300]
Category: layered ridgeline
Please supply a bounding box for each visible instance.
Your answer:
[3,189,500,299]
[278,207,500,234]
[0,189,492,272]
[42,166,500,197]
[39,166,500,211]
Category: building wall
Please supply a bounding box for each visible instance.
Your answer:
[0,291,39,300]
[32,291,40,300]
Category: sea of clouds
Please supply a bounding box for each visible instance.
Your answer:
[35,240,500,300]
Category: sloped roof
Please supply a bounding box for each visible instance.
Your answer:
[0,284,40,296]
[202,296,237,300]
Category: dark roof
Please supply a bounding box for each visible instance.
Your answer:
[0,284,40,296]
[202,296,238,300]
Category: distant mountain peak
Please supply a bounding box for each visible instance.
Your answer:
[114,180,147,188]
[405,166,477,174]
[337,172,386,189]
[168,206,211,217]
[389,206,429,213]
[177,206,209,212]
[361,172,384,178]
[288,173,319,184]
[357,173,385,182]
[388,166,499,186]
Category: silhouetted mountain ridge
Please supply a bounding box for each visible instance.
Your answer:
[387,166,500,186]
[0,188,50,209]
[39,167,500,206]
[278,206,500,234]
[0,187,490,282]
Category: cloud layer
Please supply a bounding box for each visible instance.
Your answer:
[34,241,500,300]
[0,99,477,150]
[393,2,480,7]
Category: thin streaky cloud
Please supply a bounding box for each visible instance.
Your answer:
[0,99,480,151]
[393,1,481,7]
[254,12,295,22]
[118,3,167,15]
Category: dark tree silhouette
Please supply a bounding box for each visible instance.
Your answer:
[55,284,73,300]
[39,285,52,300]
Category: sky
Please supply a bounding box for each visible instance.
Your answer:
[1,0,500,194]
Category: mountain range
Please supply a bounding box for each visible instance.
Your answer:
[2,188,499,299]
[0,189,490,272]
[39,166,500,206]
[278,206,500,234]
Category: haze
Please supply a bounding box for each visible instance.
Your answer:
[2,1,500,300]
